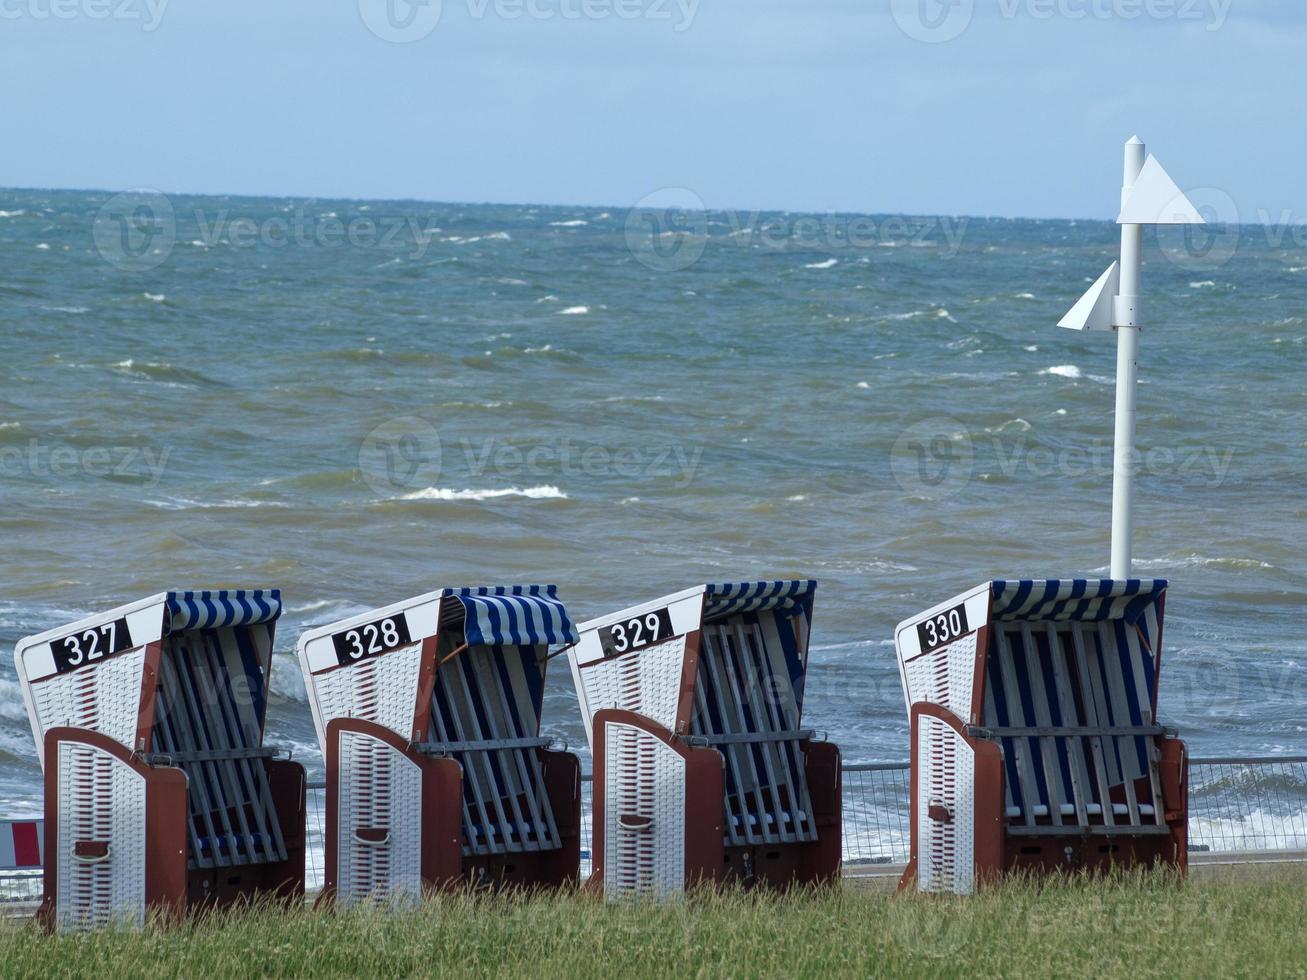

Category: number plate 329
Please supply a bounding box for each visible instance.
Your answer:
[600,607,674,657]
[916,602,971,654]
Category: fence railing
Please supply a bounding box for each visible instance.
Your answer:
[4,756,1304,906]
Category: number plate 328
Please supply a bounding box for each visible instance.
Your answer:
[916,602,971,654]
[600,607,674,657]
[331,613,413,666]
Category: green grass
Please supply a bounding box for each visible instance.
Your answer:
[3,870,1306,979]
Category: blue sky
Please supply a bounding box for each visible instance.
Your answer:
[0,0,1299,219]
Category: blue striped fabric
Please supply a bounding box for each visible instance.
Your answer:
[444,585,578,647]
[703,580,817,619]
[990,579,1167,624]
[166,589,282,632]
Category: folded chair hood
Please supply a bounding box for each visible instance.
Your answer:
[989,579,1167,625]
[165,589,282,632]
[443,585,577,647]
[703,580,817,621]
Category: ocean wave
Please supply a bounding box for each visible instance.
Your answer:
[41,305,89,314]
[1041,364,1081,379]
[549,220,588,227]
[395,486,567,502]
[557,306,590,315]
[144,495,289,510]
[111,359,222,387]
[143,292,166,303]
[0,210,27,218]
[804,258,839,270]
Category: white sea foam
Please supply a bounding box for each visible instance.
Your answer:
[557,306,589,315]
[856,381,870,389]
[804,258,838,270]
[0,210,26,218]
[550,220,588,227]
[787,494,807,501]
[144,496,288,510]
[35,243,50,251]
[41,305,89,314]
[1190,280,1216,288]
[397,486,567,502]
[1024,345,1039,352]
[1015,292,1036,299]
[1041,364,1082,379]
[144,292,165,303]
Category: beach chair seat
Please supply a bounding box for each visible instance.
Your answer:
[14,590,306,930]
[570,581,842,899]
[298,586,581,906]
[895,579,1188,894]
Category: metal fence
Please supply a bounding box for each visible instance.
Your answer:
[4,756,1304,907]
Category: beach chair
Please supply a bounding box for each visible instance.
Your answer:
[569,581,841,898]
[13,590,305,930]
[296,586,581,905]
[894,579,1188,893]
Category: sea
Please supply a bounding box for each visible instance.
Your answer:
[0,188,1303,842]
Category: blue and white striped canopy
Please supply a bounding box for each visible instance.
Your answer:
[166,589,282,632]
[990,579,1167,624]
[444,585,578,648]
[704,580,817,620]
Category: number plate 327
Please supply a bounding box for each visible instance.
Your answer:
[600,607,674,657]
[916,602,971,654]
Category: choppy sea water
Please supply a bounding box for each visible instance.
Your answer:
[0,188,1303,832]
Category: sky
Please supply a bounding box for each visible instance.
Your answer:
[0,0,1301,220]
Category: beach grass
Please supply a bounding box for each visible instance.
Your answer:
[2,869,1305,979]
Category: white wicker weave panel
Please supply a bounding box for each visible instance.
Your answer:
[603,721,686,900]
[901,632,977,720]
[336,729,424,907]
[916,716,975,896]
[55,741,147,931]
[579,637,687,734]
[30,649,146,755]
[313,644,423,743]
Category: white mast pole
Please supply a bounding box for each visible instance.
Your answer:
[1110,136,1146,579]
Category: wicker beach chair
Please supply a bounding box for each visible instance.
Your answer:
[569,581,841,898]
[894,578,1188,893]
[14,590,305,929]
[296,585,581,905]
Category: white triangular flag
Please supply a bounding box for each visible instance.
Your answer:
[1058,262,1119,331]
[1117,155,1205,225]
